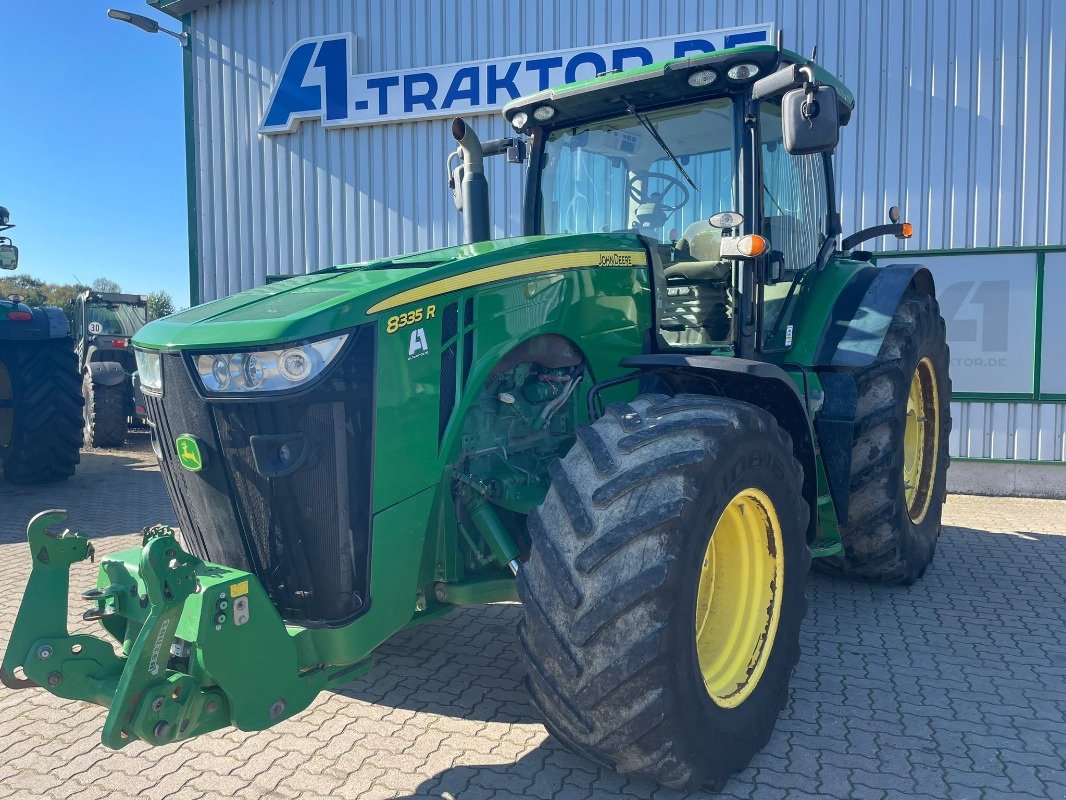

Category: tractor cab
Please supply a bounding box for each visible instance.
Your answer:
[79,292,149,339]
[74,290,149,374]
[502,44,877,361]
[534,95,740,347]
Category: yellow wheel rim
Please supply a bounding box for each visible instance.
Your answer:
[903,357,940,524]
[0,362,12,448]
[694,487,784,709]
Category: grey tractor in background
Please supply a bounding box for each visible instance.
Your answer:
[73,290,149,447]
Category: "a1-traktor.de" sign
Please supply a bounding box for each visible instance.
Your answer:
[260,23,773,135]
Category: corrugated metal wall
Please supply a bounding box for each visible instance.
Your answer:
[951,402,1066,461]
[187,0,1066,294]
[186,0,1066,464]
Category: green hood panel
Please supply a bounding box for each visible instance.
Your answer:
[131,268,424,350]
[133,233,648,351]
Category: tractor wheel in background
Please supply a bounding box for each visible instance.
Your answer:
[518,393,810,790]
[0,339,83,484]
[83,372,128,448]
[816,289,951,585]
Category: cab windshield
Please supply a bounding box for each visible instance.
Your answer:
[87,303,147,337]
[537,97,736,242]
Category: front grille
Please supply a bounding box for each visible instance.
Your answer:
[143,326,375,626]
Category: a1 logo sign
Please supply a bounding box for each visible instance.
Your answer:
[408,328,429,360]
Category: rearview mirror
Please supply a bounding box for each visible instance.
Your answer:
[781,85,840,155]
[0,242,18,270]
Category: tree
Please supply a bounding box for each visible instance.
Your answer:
[1,274,179,329]
[92,277,122,293]
[0,273,87,328]
[147,290,176,320]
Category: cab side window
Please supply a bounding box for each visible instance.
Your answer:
[760,112,828,272]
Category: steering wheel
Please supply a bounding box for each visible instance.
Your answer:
[627,171,691,215]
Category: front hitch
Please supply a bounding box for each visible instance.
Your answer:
[1,510,369,748]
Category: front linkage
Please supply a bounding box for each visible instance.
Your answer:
[1,510,369,747]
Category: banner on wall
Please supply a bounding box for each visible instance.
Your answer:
[879,253,1038,395]
[260,24,773,134]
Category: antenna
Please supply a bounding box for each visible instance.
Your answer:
[810,45,818,63]
[776,30,784,52]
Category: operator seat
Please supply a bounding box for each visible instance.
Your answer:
[659,220,733,346]
[664,220,730,281]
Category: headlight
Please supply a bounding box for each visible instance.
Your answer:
[687,69,718,88]
[532,105,556,121]
[727,63,760,81]
[193,334,348,394]
[135,349,163,393]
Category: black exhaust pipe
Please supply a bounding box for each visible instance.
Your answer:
[450,118,491,243]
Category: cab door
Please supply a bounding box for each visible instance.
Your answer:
[756,101,832,353]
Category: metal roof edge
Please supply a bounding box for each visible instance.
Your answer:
[147,0,219,19]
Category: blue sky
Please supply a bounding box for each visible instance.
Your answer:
[1,1,190,307]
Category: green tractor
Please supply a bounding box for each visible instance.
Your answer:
[2,42,950,790]
[0,206,84,484]
[73,289,151,447]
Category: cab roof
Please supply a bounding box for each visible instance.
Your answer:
[502,44,854,133]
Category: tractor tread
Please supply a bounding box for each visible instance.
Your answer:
[83,373,128,448]
[0,339,83,485]
[519,393,810,790]
[817,290,952,584]
[573,497,686,574]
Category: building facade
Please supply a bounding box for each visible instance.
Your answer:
[153,0,1066,490]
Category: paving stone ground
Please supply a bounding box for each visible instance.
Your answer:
[0,434,1063,799]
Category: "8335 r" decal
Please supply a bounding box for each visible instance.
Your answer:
[386,304,436,334]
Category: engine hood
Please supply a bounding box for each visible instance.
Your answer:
[132,232,649,351]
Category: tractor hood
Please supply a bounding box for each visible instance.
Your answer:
[133,232,649,351]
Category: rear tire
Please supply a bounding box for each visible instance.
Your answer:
[0,339,83,484]
[519,394,810,790]
[83,372,127,448]
[817,289,951,584]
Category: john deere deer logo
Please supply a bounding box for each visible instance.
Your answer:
[175,434,204,472]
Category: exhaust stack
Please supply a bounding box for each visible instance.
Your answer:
[450,118,491,243]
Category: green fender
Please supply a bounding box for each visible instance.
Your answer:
[805,262,936,368]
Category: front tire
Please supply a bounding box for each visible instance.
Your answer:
[817,289,951,585]
[519,394,810,790]
[0,339,83,484]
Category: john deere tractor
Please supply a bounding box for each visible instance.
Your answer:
[3,42,950,790]
[0,206,84,484]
